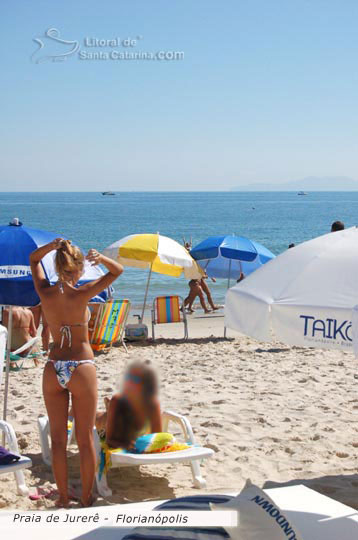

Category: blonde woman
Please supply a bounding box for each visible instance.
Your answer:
[30,238,123,507]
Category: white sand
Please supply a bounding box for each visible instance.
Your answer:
[1,310,357,510]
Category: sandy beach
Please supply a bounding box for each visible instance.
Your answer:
[1,310,357,511]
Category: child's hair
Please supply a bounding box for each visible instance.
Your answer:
[108,397,140,449]
[55,240,84,280]
[106,360,159,450]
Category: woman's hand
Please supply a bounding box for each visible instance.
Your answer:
[86,248,102,266]
[30,238,65,264]
[51,238,65,250]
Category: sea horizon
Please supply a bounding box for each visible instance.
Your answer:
[1,191,356,307]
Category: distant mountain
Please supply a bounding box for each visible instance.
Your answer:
[232,176,358,191]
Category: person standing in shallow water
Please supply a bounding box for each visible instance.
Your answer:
[30,238,123,507]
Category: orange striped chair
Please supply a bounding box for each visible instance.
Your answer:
[151,295,188,340]
[89,299,131,352]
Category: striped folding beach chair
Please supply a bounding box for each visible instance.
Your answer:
[151,295,188,340]
[89,299,131,352]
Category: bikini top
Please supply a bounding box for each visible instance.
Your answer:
[59,314,90,348]
[58,282,91,348]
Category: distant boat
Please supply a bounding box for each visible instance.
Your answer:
[297,191,308,196]
[102,191,115,196]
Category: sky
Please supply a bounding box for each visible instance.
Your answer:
[1,0,357,191]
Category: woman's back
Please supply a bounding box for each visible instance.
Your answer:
[40,282,93,360]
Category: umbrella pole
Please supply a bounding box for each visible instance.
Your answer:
[227,259,232,290]
[224,260,232,338]
[141,265,153,321]
[2,305,12,442]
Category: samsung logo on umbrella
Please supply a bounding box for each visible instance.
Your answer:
[0,265,32,278]
[300,315,352,342]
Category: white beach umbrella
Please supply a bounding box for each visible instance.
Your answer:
[104,233,202,318]
[225,227,358,351]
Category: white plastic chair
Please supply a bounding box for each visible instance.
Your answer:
[7,336,42,369]
[0,420,32,495]
[38,410,214,497]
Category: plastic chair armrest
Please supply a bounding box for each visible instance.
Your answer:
[12,337,40,356]
[0,420,21,454]
[162,410,197,445]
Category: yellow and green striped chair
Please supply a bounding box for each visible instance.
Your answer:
[151,295,188,340]
[89,299,131,352]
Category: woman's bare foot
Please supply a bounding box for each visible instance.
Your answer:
[204,309,212,314]
[212,306,220,311]
[55,496,70,508]
[81,494,95,507]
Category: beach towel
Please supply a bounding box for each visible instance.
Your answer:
[0,445,20,465]
[98,432,191,480]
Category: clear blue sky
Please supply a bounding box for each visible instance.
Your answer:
[1,0,357,191]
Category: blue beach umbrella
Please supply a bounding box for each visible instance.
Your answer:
[190,235,275,281]
[0,221,110,306]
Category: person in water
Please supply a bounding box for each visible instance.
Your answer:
[236,271,245,283]
[30,238,123,507]
[95,360,161,450]
[331,220,344,232]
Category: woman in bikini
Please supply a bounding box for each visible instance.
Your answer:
[30,238,123,507]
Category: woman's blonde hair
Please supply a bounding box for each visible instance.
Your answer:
[55,240,84,280]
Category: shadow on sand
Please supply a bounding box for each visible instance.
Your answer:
[26,450,176,508]
[263,473,358,510]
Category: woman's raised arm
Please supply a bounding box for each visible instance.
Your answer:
[30,238,64,293]
[79,249,123,299]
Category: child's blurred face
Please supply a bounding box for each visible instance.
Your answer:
[123,369,143,394]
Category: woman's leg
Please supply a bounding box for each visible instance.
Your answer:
[201,280,219,310]
[192,283,211,313]
[184,287,197,312]
[68,363,97,506]
[43,362,70,507]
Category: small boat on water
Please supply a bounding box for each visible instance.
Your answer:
[102,191,115,196]
[297,191,308,195]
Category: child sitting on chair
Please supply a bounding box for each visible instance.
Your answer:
[96,360,162,450]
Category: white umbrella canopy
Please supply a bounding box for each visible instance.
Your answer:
[225,227,358,351]
[103,233,202,279]
[104,233,203,319]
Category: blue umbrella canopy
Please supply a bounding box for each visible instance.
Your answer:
[190,235,275,280]
[0,222,110,306]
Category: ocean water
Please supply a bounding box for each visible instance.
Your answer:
[1,191,357,307]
